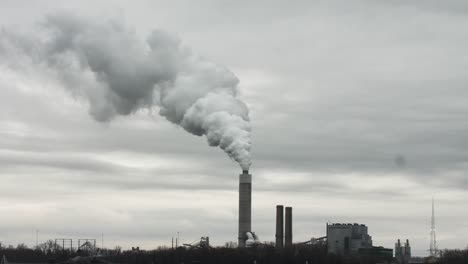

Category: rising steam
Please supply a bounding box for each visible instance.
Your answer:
[0,14,251,169]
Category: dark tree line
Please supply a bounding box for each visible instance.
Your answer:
[79,244,385,264]
[437,247,468,264]
[2,242,467,264]
[105,244,340,264]
[0,240,120,263]
[0,243,361,264]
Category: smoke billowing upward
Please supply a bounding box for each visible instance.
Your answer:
[0,14,251,170]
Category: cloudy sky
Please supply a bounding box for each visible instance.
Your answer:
[1,0,467,256]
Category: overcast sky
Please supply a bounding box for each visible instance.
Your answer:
[1,0,467,256]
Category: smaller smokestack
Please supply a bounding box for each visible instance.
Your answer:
[285,207,292,247]
[275,205,284,249]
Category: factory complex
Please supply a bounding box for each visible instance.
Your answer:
[235,169,424,263]
[0,169,444,264]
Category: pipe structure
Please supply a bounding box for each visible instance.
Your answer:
[238,170,252,248]
[275,205,284,248]
[285,207,293,247]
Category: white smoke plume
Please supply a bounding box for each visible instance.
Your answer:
[0,14,252,170]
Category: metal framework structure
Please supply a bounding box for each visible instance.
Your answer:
[183,236,210,249]
[429,197,438,257]
[78,239,97,254]
[53,238,97,255]
[54,239,73,252]
[296,236,327,246]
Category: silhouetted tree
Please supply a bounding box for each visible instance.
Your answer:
[438,248,468,264]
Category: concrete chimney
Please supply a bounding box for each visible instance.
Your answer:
[238,170,252,247]
[275,205,284,248]
[285,206,292,247]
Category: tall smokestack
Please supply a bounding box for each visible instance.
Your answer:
[238,170,252,247]
[275,205,284,249]
[285,207,292,247]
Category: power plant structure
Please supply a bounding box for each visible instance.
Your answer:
[275,205,293,249]
[183,237,210,249]
[275,205,284,248]
[238,170,252,248]
[326,223,373,255]
[395,239,411,264]
[285,207,293,247]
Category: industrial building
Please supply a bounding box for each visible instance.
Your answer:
[395,239,412,264]
[236,168,395,260]
[358,246,394,262]
[326,223,373,255]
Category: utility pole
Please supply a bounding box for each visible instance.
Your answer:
[176,232,179,248]
[429,197,438,257]
[36,230,39,248]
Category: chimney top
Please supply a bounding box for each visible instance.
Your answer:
[242,170,249,174]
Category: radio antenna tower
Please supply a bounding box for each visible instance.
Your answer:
[429,197,438,257]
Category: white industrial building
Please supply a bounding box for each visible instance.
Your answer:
[395,239,412,264]
[327,223,373,255]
